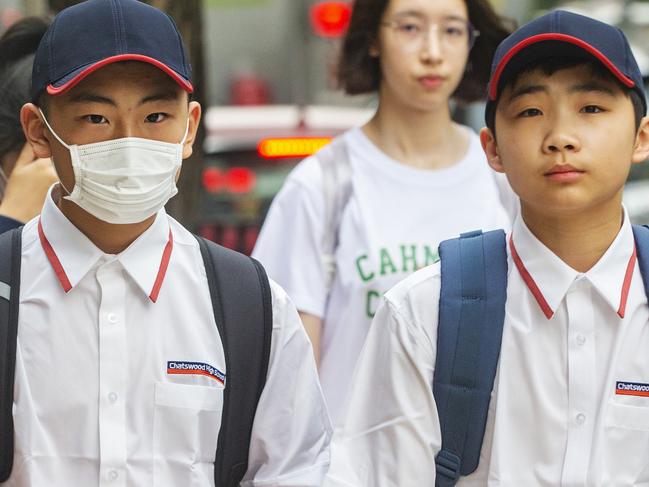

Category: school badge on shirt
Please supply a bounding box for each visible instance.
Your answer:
[616,381,649,397]
[167,361,226,385]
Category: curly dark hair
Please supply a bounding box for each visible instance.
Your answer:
[337,0,514,103]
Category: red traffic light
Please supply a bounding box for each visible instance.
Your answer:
[310,1,352,38]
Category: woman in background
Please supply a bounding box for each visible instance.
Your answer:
[253,0,515,425]
[0,16,57,233]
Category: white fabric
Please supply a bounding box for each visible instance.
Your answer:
[326,211,649,487]
[40,111,186,224]
[253,126,514,424]
[8,186,332,487]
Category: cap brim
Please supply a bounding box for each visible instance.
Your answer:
[488,34,635,100]
[46,53,194,96]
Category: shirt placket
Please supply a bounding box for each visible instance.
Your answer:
[96,258,128,487]
[561,277,597,487]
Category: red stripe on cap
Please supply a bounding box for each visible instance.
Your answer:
[489,33,635,100]
[149,229,173,303]
[509,235,554,319]
[38,218,72,293]
[46,54,194,96]
[617,244,637,318]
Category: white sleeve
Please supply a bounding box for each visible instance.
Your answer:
[325,276,442,487]
[242,280,333,487]
[252,160,328,318]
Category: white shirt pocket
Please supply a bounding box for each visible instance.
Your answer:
[602,402,649,485]
[153,381,224,487]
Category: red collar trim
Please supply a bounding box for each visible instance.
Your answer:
[38,218,72,293]
[509,235,554,319]
[509,235,637,320]
[38,218,174,302]
[617,244,636,318]
[149,229,173,303]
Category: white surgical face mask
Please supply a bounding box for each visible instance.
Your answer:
[39,109,189,224]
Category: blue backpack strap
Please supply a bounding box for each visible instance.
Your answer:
[433,229,508,486]
[632,225,649,299]
[0,227,22,482]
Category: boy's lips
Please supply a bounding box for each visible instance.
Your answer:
[544,164,586,182]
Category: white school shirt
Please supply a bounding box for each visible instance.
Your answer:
[326,210,649,487]
[253,126,514,425]
[7,187,332,487]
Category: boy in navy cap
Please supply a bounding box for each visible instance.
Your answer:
[326,10,649,487]
[3,0,332,486]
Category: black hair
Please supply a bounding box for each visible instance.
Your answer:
[0,17,49,160]
[486,57,646,135]
[337,0,515,103]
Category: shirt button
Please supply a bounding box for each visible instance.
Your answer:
[108,392,118,403]
[576,334,586,346]
[108,470,118,481]
[576,413,586,425]
[107,313,118,324]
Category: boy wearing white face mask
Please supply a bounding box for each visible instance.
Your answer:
[0,1,332,486]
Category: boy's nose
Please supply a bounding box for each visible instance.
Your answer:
[543,131,581,155]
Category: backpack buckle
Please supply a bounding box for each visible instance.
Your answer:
[435,449,462,484]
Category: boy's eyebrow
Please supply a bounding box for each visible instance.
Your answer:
[67,90,181,107]
[139,90,182,105]
[69,93,117,106]
[569,82,616,95]
[506,81,618,104]
[506,84,548,103]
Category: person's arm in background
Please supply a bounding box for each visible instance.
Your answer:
[0,142,57,225]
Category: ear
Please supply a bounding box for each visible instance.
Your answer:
[632,116,649,164]
[182,100,202,159]
[20,103,52,159]
[480,127,504,173]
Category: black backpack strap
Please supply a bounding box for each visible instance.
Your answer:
[195,236,272,487]
[0,227,22,482]
[433,229,508,486]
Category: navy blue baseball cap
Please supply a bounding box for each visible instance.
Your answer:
[486,10,646,119]
[31,0,193,102]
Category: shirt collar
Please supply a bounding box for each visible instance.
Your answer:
[510,210,636,320]
[39,185,173,302]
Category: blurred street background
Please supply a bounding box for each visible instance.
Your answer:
[2,0,649,252]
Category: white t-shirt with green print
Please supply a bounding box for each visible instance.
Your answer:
[253,126,514,424]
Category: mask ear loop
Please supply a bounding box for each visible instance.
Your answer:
[171,119,192,185]
[38,108,74,196]
[179,118,190,145]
